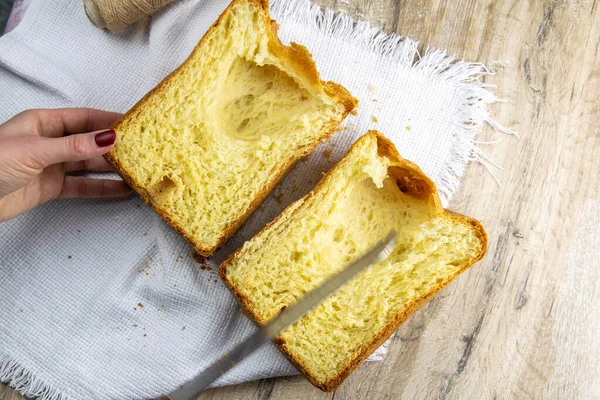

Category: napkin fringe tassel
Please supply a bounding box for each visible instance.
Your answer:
[271,0,518,204]
[0,353,69,400]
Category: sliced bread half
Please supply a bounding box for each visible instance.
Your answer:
[219,131,487,391]
[105,0,357,256]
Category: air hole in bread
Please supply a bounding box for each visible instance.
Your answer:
[216,57,317,142]
[389,167,431,200]
[333,227,345,243]
[397,180,409,193]
[148,175,177,207]
[237,118,250,131]
[151,175,176,195]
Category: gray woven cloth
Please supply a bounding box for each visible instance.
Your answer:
[0,0,506,399]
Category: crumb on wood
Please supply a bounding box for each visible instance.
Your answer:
[371,116,378,123]
[138,303,144,308]
[323,150,332,159]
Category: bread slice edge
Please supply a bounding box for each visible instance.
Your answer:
[219,130,488,391]
[103,0,358,256]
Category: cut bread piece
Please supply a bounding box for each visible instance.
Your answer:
[220,131,487,391]
[104,0,357,256]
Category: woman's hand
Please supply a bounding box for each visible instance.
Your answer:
[0,108,131,222]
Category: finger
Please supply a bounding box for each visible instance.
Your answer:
[1,108,122,138]
[0,186,41,222]
[58,176,132,199]
[31,129,116,168]
[64,156,114,173]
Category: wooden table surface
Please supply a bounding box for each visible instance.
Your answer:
[2,0,599,399]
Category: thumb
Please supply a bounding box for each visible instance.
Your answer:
[32,129,116,167]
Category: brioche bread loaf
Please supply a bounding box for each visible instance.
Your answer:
[220,131,487,391]
[104,0,357,256]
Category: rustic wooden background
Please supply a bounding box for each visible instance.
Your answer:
[2,0,599,399]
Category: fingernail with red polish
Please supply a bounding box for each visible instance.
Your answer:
[95,130,116,147]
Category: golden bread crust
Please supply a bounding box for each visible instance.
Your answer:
[103,0,357,256]
[219,130,487,391]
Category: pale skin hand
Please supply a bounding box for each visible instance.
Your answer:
[0,108,132,222]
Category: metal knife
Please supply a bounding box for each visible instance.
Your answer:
[160,231,397,400]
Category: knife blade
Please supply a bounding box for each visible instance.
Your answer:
[162,231,397,400]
